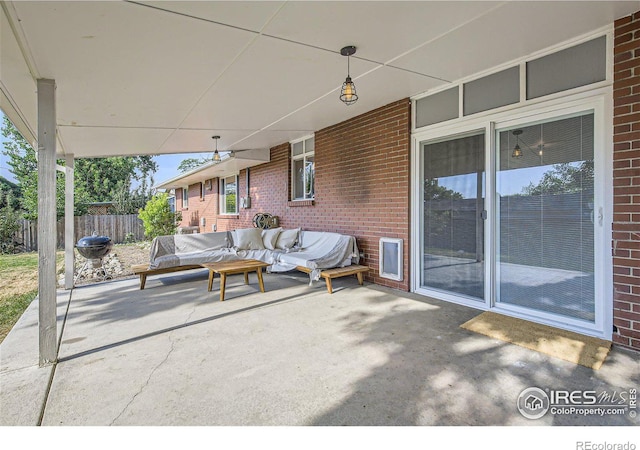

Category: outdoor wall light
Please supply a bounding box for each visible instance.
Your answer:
[340,46,358,105]
[212,135,221,163]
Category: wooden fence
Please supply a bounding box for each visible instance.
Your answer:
[15,214,146,251]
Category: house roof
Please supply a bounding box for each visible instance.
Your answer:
[153,147,270,189]
[1,1,637,159]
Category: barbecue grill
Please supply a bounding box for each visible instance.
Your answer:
[75,232,113,284]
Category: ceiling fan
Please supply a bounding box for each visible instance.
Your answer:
[210,136,262,162]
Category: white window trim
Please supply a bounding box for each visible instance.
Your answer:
[182,186,188,209]
[379,237,403,281]
[411,89,612,340]
[411,27,612,133]
[291,134,315,201]
[219,175,239,215]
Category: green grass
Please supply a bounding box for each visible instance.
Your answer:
[0,251,63,344]
[0,252,40,271]
[0,289,38,340]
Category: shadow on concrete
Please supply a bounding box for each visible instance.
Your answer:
[309,286,639,426]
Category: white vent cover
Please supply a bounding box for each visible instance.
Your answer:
[379,237,403,281]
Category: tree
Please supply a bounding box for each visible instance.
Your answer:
[1,116,65,219]
[2,116,158,218]
[0,190,21,253]
[138,193,182,239]
[0,176,21,210]
[178,157,209,173]
[423,179,465,248]
[522,161,593,196]
[424,179,464,201]
[74,155,157,213]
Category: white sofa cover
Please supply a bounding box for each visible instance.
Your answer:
[148,231,237,270]
[271,230,359,277]
[148,228,360,282]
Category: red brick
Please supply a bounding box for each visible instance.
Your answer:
[175,99,411,290]
[613,334,630,346]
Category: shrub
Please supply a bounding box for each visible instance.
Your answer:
[138,193,182,239]
[0,191,21,254]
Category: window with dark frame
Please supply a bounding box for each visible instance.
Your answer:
[220,175,238,214]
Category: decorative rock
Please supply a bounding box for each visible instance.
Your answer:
[75,253,125,283]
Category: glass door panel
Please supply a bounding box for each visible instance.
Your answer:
[496,113,595,322]
[421,132,485,301]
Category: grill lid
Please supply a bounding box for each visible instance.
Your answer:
[76,234,111,248]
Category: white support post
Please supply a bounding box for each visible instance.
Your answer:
[37,79,57,366]
[64,154,74,290]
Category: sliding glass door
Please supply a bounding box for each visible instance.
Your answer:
[416,109,601,331]
[421,132,485,301]
[496,113,595,322]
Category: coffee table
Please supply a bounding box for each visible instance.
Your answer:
[201,259,270,301]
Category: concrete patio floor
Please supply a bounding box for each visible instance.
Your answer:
[1,268,639,429]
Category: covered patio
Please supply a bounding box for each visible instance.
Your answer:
[2,2,640,438]
[2,270,638,427]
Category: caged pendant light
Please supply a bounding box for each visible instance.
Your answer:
[339,46,358,105]
[511,129,523,158]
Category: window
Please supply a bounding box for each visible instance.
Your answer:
[527,36,606,100]
[415,87,459,128]
[220,175,238,214]
[464,66,519,116]
[291,136,315,200]
[182,186,188,209]
[414,34,608,131]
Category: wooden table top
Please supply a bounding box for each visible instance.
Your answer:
[201,259,270,273]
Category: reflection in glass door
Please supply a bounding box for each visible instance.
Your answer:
[421,132,485,300]
[496,113,595,322]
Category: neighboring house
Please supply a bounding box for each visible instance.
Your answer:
[86,201,114,215]
[154,11,640,352]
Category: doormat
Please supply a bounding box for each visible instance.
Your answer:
[460,312,611,370]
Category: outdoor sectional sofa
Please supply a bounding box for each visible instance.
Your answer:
[133,227,366,293]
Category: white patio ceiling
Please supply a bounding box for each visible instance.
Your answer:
[1,1,638,159]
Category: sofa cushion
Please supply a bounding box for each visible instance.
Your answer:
[276,228,300,250]
[234,228,265,250]
[261,227,282,250]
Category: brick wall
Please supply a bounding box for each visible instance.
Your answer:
[173,11,640,351]
[613,11,640,350]
[178,99,411,290]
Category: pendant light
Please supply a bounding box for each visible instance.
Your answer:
[212,135,221,163]
[512,130,523,158]
[340,46,358,105]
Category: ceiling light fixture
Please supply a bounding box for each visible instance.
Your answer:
[340,46,358,105]
[511,129,523,158]
[212,135,221,163]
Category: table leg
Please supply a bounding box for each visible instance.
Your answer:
[244,271,249,285]
[256,268,265,293]
[357,272,364,285]
[220,273,227,301]
[208,270,215,292]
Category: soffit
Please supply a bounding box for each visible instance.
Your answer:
[1,1,638,160]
